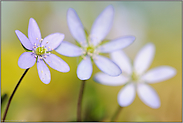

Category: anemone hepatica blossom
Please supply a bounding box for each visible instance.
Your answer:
[16,18,70,84]
[94,43,176,108]
[56,5,135,80]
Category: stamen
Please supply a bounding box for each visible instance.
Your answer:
[81,55,86,60]
[41,70,43,73]
[34,55,37,58]
[36,38,38,40]
[92,56,98,60]
[48,61,51,63]
[39,39,43,42]
[88,53,93,56]
[89,41,91,45]
[46,41,49,44]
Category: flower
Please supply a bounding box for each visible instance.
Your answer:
[16,18,70,84]
[55,5,135,80]
[94,43,176,108]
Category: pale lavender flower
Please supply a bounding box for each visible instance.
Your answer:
[94,43,176,108]
[16,18,70,84]
[56,5,135,80]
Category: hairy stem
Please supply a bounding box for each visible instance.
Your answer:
[77,80,86,122]
[2,68,30,122]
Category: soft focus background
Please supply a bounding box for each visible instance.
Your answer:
[1,1,182,122]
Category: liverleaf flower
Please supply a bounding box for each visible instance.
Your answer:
[16,18,70,84]
[56,5,135,80]
[94,43,176,108]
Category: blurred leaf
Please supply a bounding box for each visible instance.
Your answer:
[1,93,8,105]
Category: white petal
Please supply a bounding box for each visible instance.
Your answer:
[110,50,132,75]
[142,66,176,83]
[18,52,36,69]
[134,43,155,75]
[15,30,33,50]
[117,83,136,107]
[94,72,129,86]
[94,55,122,76]
[90,5,114,46]
[97,36,135,53]
[41,33,64,51]
[55,41,83,57]
[67,8,86,46]
[37,59,51,84]
[137,83,160,108]
[28,18,42,45]
[77,56,93,80]
[44,54,70,73]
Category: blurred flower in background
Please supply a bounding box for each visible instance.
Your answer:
[56,5,135,80]
[94,43,176,109]
[1,1,182,122]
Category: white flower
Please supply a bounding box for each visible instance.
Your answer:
[94,43,176,108]
[55,5,135,80]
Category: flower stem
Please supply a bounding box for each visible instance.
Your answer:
[111,105,123,122]
[77,80,86,122]
[2,68,30,122]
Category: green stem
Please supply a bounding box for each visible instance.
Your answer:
[111,105,123,122]
[77,80,86,122]
[2,68,30,122]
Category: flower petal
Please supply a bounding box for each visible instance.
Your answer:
[55,41,83,57]
[67,8,86,46]
[15,30,33,50]
[18,52,36,69]
[97,36,135,53]
[42,33,64,51]
[37,59,51,84]
[44,54,70,72]
[94,72,129,86]
[141,66,176,83]
[94,55,122,76]
[77,56,92,80]
[134,43,155,75]
[90,5,114,46]
[28,18,42,45]
[118,83,136,107]
[110,50,132,75]
[137,83,160,108]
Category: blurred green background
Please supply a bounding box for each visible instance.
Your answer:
[1,1,182,122]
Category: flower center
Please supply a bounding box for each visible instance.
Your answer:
[86,45,95,54]
[35,46,47,56]
[131,71,139,81]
